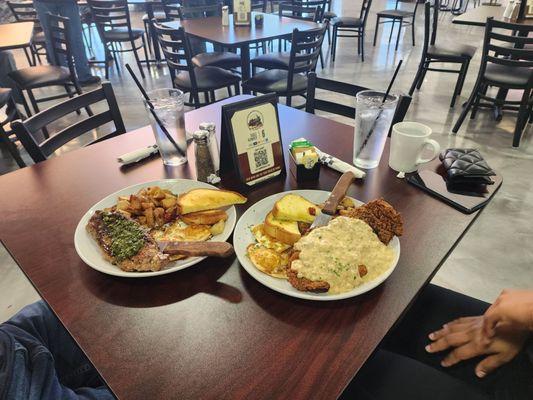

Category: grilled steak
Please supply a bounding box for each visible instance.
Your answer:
[287,251,330,293]
[86,211,170,272]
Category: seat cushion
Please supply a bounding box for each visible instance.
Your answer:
[174,66,240,91]
[242,69,308,94]
[103,27,144,41]
[428,43,476,59]
[251,52,290,69]
[483,64,532,88]
[142,11,166,21]
[323,11,338,19]
[377,9,414,18]
[8,65,71,89]
[192,51,241,69]
[32,30,46,44]
[332,16,363,27]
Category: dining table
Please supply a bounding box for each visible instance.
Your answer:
[0,95,499,399]
[164,13,321,93]
[452,4,533,26]
[0,21,34,52]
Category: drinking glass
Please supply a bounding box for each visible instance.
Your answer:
[353,90,399,169]
[144,88,187,166]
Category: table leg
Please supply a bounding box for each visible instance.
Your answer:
[240,43,251,94]
[147,3,162,64]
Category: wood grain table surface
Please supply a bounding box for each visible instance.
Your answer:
[0,22,35,51]
[0,96,492,399]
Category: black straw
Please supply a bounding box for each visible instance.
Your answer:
[355,59,403,159]
[125,63,186,158]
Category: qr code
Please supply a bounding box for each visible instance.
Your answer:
[253,147,269,169]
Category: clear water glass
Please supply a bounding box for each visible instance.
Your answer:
[353,90,399,169]
[144,88,187,166]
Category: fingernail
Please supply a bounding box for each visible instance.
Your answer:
[425,345,432,353]
[476,370,486,378]
[441,360,449,367]
[429,333,435,340]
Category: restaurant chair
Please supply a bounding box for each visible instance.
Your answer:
[251,3,324,74]
[243,25,327,107]
[321,0,336,44]
[305,72,412,134]
[174,4,242,71]
[331,0,372,62]
[162,0,180,20]
[0,88,26,168]
[373,0,419,52]
[142,6,167,56]
[7,1,47,66]
[409,1,475,107]
[252,0,268,12]
[452,18,533,147]
[11,82,126,164]
[154,24,241,108]
[87,0,149,79]
[8,13,91,124]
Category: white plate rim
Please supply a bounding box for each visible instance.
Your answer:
[234,189,400,301]
[74,179,237,278]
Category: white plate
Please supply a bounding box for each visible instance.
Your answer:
[234,190,400,301]
[74,179,237,278]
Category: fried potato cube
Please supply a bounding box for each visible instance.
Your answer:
[154,207,165,227]
[141,202,154,210]
[116,200,130,211]
[116,209,131,218]
[138,216,147,225]
[144,207,154,227]
[129,195,142,210]
[209,219,226,236]
[161,197,177,209]
[164,206,177,223]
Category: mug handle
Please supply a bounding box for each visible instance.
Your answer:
[416,139,440,165]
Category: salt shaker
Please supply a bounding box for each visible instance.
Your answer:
[503,0,514,18]
[222,6,230,26]
[193,130,216,183]
[199,122,220,174]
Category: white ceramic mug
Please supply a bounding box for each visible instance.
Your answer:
[389,122,440,173]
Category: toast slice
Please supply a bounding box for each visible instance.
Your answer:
[178,189,246,214]
[272,194,320,223]
[263,212,301,245]
[180,209,228,225]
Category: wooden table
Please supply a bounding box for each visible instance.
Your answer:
[0,22,34,51]
[0,96,494,399]
[452,5,533,26]
[164,13,320,93]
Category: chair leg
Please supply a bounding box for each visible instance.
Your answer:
[73,81,93,117]
[389,20,395,44]
[210,90,216,103]
[23,47,34,66]
[450,62,467,108]
[26,89,40,114]
[131,40,146,79]
[361,31,365,62]
[512,89,530,147]
[357,34,361,55]
[64,84,81,115]
[395,18,402,51]
[144,20,153,55]
[319,49,324,69]
[331,27,338,62]
[141,34,150,70]
[0,126,26,168]
[411,21,415,46]
[409,60,425,96]
[286,96,292,107]
[373,17,380,46]
[470,83,486,120]
[227,86,233,97]
[18,89,32,117]
[456,59,470,96]
[416,61,428,90]
[234,83,240,95]
[452,78,482,133]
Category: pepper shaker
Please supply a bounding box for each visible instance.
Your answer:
[222,5,230,26]
[193,130,216,183]
[199,122,220,175]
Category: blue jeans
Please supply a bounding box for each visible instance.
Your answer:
[33,0,93,81]
[1,301,113,400]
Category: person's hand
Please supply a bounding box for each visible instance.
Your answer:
[425,316,528,378]
[483,289,533,337]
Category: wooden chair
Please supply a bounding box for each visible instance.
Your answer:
[331,0,372,62]
[11,82,126,164]
[409,1,476,107]
[243,25,328,107]
[373,0,419,52]
[154,23,241,108]
[452,18,533,147]
[7,1,47,66]
[305,72,412,135]
[8,13,91,125]
[87,0,149,79]
[0,88,26,167]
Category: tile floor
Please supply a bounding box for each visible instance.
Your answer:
[0,0,532,321]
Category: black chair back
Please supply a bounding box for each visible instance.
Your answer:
[286,24,327,92]
[177,3,222,20]
[279,2,321,22]
[7,1,38,22]
[430,0,439,45]
[12,82,126,163]
[87,0,136,41]
[480,18,533,78]
[291,0,327,21]
[305,73,412,134]
[360,0,373,26]
[153,24,201,102]
[162,0,180,20]
[45,14,77,80]
[252,0,268,12]
[394,0,419,14]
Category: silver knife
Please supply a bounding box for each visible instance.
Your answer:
[310,171,356,229]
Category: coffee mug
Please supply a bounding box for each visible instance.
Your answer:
[389,122,440,173]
